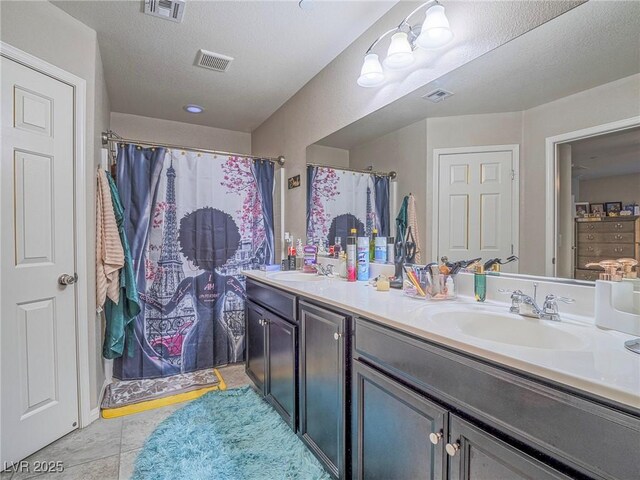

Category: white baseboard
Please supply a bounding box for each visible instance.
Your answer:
[89,407,101,424]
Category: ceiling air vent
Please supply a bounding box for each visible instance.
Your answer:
[195,49,234,73]
[422,89,454,103]
[144,0,185,23]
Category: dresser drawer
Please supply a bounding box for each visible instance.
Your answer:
[246,278,297,322]
[353,317,640,480]
[577,232,635,244]
[574,269,600,281]
[576,243,635,257]
[577,220,635,233]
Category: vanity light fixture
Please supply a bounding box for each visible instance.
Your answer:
[357,0,453,88]
[184,104,204,114]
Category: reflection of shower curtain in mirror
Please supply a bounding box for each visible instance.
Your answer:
[113,144,274,380]
[306,165,390,250]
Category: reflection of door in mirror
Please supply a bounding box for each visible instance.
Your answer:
[433,145,519,273]
[553,124,640,280]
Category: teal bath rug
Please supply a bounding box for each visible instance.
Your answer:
[132,386,331,480]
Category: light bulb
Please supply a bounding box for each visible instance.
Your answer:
[357,54,385,87]
[183,104,204,113]
[416,4,453,49]
[383,32,414,70]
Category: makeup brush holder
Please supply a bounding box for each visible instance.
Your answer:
[404,270,457,301]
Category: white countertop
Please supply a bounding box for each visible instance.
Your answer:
[244,270,640,411]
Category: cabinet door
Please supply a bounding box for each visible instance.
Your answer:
[300,301,348,479]
[245,301,266,393]
[265,314,297,428]
[352,360,447,480]
[447,415,573,480]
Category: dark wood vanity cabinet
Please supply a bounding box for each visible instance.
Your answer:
[245,300,266,392]
[352,359,446,480]
[299,300,350,479]
[245,281,298,429]
[353,317,640,480]
[246,277,640,480]
[447,415,572,480]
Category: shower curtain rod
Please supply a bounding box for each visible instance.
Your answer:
[307,162,397,179]
[101,131,285,166]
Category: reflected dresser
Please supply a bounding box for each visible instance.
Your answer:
[575,216,640,281]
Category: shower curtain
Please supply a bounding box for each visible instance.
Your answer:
[306,165,390,250]
[113,144,274,380]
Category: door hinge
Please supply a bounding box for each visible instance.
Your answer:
[511,244,514,255]
[511,169,515,181]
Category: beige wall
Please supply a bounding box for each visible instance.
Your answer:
[110,112,251,154]
[521,74,640,274]
[350,119,427,252]
[579,173,640,206]
[1,0,111,411]
[306,144,349,169]
[251,2,577,243]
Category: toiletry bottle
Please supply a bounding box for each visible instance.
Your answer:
[288,246,297,271]
[474,265,486,302]
[375,235,387,263]
[357,236,370,281]
[346,229,357,282]
[369,229,377,262]
[387,236,395,264]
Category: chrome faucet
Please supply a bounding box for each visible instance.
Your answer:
[501,284,574,321]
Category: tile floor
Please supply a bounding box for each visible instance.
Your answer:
[1,364,250,480]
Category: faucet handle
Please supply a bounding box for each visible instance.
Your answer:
[541,294,574,321]
[556,295,575,304]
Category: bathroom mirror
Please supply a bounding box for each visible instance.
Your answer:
[308,1,640,281]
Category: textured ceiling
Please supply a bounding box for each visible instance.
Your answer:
[53,0,396,132]
[318,1,639,149]
[570,127,640,180]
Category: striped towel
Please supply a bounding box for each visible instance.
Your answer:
[407,193,422,264]
[96,169,124,308]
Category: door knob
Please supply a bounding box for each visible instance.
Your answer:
[58,273,78,286]
[445,441,460,457]
[333,332,342,340]
[429,431,443,445]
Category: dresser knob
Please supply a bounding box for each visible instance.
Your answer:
[587,234,594,240]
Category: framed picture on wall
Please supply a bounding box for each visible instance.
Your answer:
[574,202,590,218]
[590,203,605,216]
[605,202,622,216]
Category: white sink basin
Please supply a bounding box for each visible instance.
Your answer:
[430,311,585,350]
[268,271,326,282]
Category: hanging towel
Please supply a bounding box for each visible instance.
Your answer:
[407,193,422,264]
[96,169,124,308]
[396,195,408,242]
[104,172,141,359]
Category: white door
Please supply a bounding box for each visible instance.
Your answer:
[434,145,519,272]
[1,56,79,464]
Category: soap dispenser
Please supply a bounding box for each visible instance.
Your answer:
[474,265,486,302]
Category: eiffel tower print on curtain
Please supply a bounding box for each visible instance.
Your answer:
[144,158,195,367]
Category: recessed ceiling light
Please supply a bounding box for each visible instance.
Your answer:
[298,0,314,11]
[184,104,204,114]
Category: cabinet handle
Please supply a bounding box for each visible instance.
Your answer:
[614,234,623,240]
[587,234,594,240]
[429,431,443,445]
[615,223,623,229]
[333,332,342,340]
[445,441,460,457]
